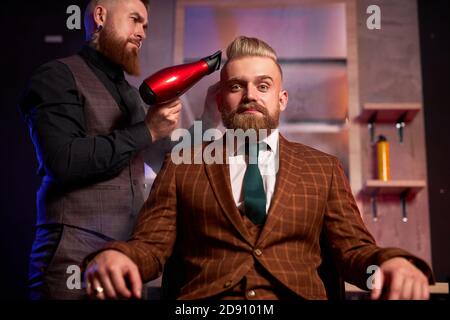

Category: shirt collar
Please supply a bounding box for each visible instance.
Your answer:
[261,129,279,154]
[79,44,125,82]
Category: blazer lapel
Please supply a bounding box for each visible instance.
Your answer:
[257,134,305,245]
[204,138,253,246]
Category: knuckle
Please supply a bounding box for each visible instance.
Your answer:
[129,263,138,272]
[397,267,408,275]
[105,265,115,274]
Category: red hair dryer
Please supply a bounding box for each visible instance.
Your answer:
[139,50,222,105]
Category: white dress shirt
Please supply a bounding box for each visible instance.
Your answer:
[228,129,280,214]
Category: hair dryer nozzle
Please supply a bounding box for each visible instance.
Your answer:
[139,82,157,105]
[140,50,222,106]
[203,50,222,74]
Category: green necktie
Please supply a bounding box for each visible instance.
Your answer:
[243,143,267,225]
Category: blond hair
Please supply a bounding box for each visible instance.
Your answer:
[224,36,283,77]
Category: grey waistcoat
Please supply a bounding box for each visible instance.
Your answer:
[36,55,146,240]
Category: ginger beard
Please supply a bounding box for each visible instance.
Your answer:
[221,102,280,132]
[97,21,141,76]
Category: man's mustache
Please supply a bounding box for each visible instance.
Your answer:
[128,39,142,49]
[236,103,267,115]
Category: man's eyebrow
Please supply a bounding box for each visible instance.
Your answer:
[130,11,145,22]
[226,76,274,83]
[130,11,148,29]
[256,75,274,82]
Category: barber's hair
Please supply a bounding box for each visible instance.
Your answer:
[224,36,283,77]
[85,0,149,12]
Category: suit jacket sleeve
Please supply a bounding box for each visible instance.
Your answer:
[323,157,434,289]
[101,153,178,281]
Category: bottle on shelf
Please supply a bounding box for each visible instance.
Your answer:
[376,135,391,181]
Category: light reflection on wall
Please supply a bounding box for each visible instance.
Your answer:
[183,4,347,59]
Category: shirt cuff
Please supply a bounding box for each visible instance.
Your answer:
[127,121,153,150]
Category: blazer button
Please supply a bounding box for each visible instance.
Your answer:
[224,280,232,288]
[247,290,256,298]
[254,249,262,257]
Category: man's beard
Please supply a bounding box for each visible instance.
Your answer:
[221,102,280,132]
[98,24,141,76]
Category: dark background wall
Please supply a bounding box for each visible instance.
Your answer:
[418,0,450,283]
[0,0,448,299]
[0,0,89,299]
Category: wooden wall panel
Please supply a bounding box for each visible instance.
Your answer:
[356,0,431,264]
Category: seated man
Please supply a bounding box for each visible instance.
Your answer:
[84,36,433,300]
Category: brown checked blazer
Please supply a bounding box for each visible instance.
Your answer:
[104,134,432,299]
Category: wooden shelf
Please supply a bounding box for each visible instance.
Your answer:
[362,180,426,196]
[358,103,421,123]
[345,282,449,294]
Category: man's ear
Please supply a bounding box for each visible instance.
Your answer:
[93,5,107,29]
[279,89,288,112]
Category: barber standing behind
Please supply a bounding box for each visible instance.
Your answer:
[19,0,181,299]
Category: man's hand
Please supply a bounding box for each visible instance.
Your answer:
[370,257,430,300]
[145,99,182,141]
[85,250,142,300]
